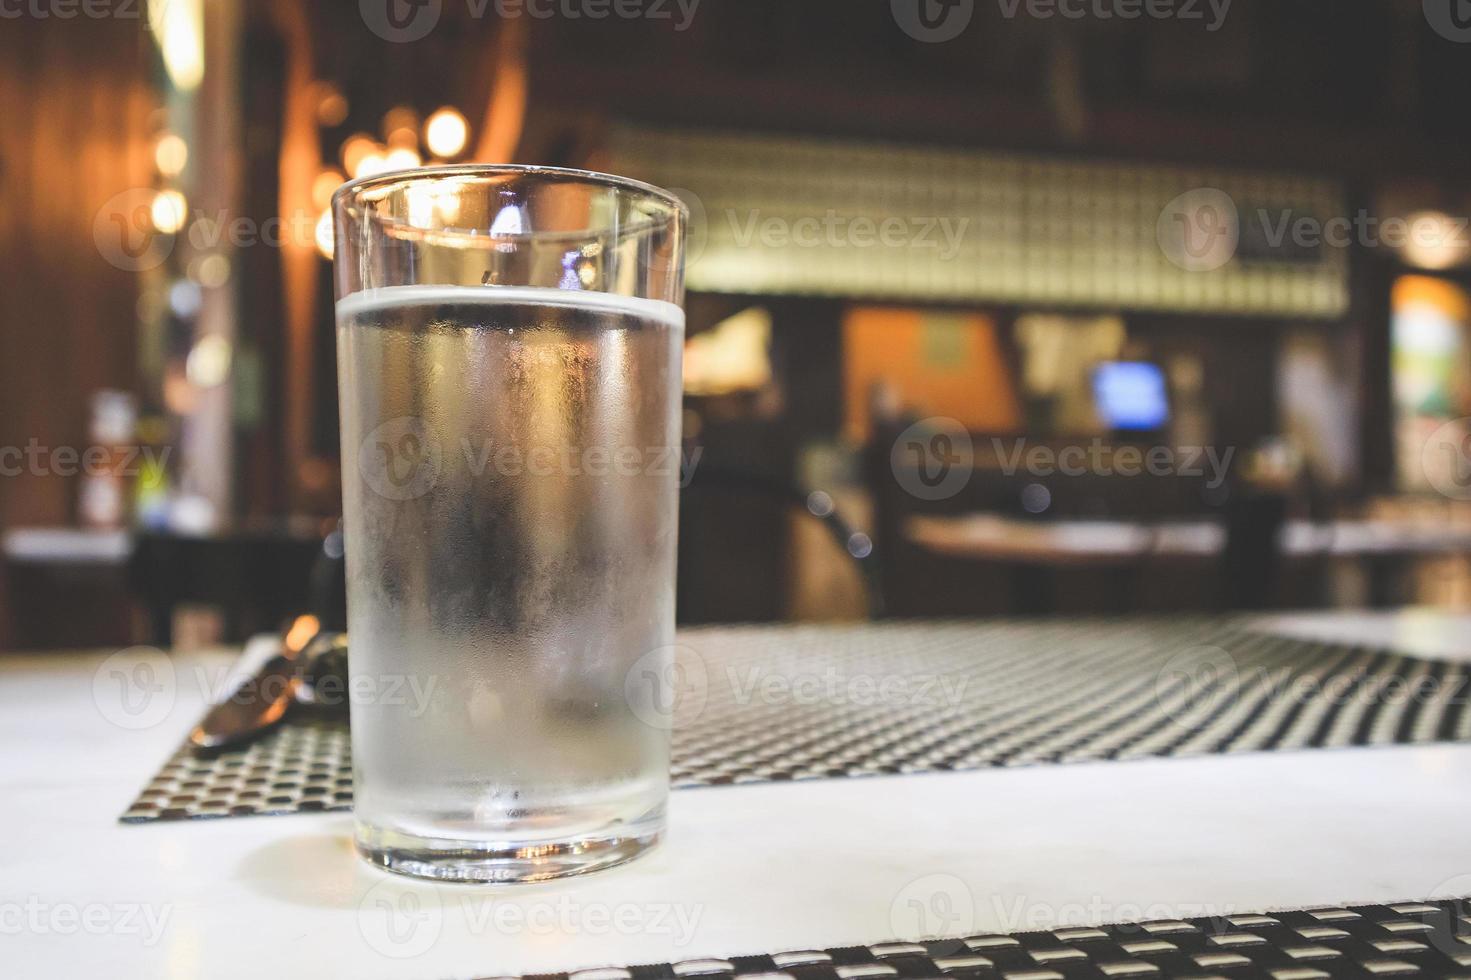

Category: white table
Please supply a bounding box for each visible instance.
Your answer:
[5,611,1471,980]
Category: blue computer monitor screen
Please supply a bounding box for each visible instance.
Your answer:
[1093,361,1170,431]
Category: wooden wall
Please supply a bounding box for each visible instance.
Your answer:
[0,15,154,644]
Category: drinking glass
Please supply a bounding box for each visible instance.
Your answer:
[332,166,686,882]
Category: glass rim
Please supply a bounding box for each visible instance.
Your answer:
[332,163,689,224]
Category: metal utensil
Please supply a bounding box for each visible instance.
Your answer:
[188,614,321,751]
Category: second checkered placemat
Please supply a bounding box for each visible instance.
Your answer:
[122,618,1471,822]
[494,899,1471,980]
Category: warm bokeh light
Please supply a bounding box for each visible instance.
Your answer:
[185,335,233,388]
[341,133,378,176]
[316,86,349,127]
[382,106,419,149]
[404,181,464,226]
[312,169,345,210]
[684,306,774,396]
[353,152,390,179]
[192,253,231,288]
[154,133,189,177]
[315,210,334,259]
[162,363,198,415]
[1401,211,1470,271]
[384,146,422,171]
[284,614,321,653]
[150,189,188,234]
[435,189,462,223]
[425,107,469,159]
[148,0,203,92]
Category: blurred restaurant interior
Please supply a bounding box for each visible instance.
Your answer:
[7,0,1471,651]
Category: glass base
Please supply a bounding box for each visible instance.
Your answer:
[355,820,663,883]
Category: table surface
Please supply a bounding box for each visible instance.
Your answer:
[5,610,1471,980]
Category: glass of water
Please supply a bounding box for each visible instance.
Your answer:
[332,166,686,883]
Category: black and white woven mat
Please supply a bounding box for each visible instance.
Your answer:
[122,618,1471,823]
[500,899,1471,980]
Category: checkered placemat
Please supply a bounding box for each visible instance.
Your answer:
[122,618,1471,822]
[503,899,1471,980]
